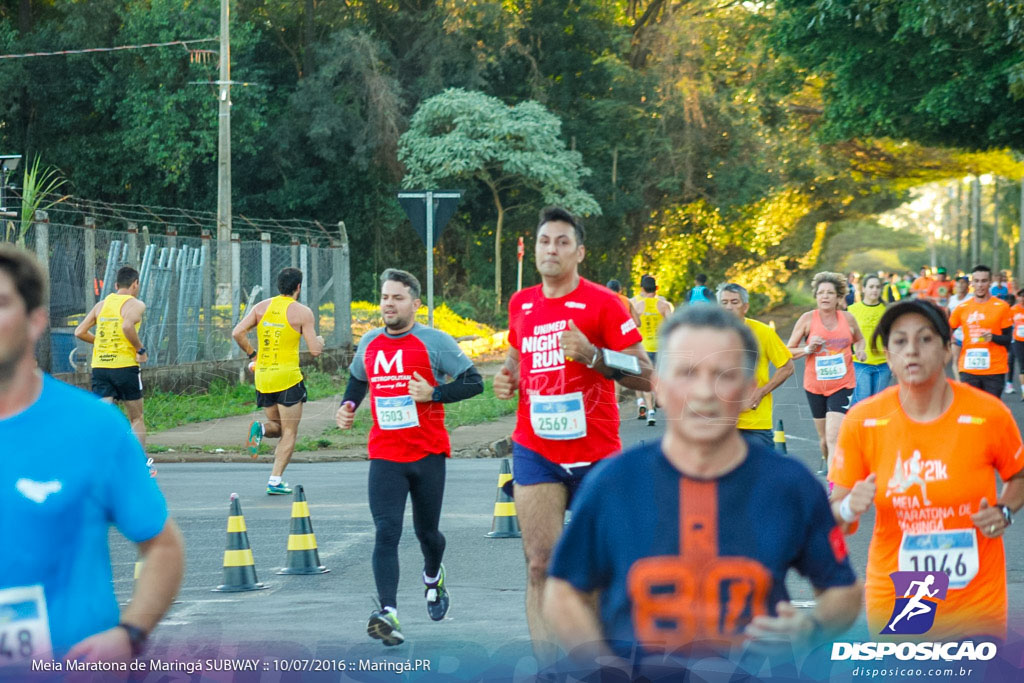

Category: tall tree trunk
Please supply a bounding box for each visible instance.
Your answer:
[490,184,504,313]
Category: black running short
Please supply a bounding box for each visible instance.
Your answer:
[91,366,143,401]
[959,373,1004,399]
[805,387,853,419]
[1012,340,1024,376]
[256,380,308,408]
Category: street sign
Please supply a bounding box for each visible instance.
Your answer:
[396,190,463,327]
[397,191,462,248]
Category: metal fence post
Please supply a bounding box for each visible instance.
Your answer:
[299,243,309,307]
[261,232,271,300]
[34,211,52,371]
[84,216,97,310]
[230,232,241,358]
[166,225,177,250]
[33,210,49,275]
[126,222,139,265]
[309,242,320,334]
[333,221,352,347]
[291,238,299,268]
[201,229,213,360]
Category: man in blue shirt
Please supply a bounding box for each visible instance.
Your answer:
[0,245,184,667]
[544,305,861,673]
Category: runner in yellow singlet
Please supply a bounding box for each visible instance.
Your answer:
[232,267,324,495]
[631,275,673,426]
[74,265,148,445]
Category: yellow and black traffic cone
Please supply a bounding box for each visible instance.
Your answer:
[213,493,268,592]
[774,419,788,455]
[277,485,329,575]
[486,458,521,538]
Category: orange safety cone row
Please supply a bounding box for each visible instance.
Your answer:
[486,458,521,539]
[277,485,329,575]
[213,493,268,592]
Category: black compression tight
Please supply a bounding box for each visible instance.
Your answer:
[368,453,447,610]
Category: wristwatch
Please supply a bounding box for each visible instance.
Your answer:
[136,347,146,355]
[432,386,442,403]
[117,622,148,657]
[997,504,1013,527]
[248,349,258,359]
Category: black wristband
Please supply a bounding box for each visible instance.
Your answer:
[248,349,258,359]
[117,622,148,657]
[136,347,146,355]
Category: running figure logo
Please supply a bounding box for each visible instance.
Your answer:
[885,450,932,505]
[881,571,949,635]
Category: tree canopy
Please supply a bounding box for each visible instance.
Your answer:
[399,88,599,309]
[1,0,1021,314]
[772,0,1024,149]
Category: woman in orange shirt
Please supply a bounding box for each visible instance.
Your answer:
[830,299,1024,640]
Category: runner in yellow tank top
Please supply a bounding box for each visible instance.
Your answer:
[75,265,149,445]
[232,267,325,495]
[630,275,673,426]
[255,296,304,393]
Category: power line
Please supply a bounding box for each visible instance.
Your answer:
[0,38,217,61]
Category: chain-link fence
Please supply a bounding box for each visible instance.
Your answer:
[19,211,352,374]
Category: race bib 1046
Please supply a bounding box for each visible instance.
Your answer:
[898,530,979,590]
[0,585,52,667]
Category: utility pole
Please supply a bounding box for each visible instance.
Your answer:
[1019,175,1024,286]
[954,181,963,273]
[215,0,232,305]
[971,175,981,267]
[992,178,1000,273]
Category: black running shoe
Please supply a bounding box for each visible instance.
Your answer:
[425,564,450,621]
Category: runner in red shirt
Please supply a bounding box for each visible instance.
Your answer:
[336,268,483,646]
[493,206,653,664]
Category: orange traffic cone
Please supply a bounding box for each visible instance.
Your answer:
[277,485,329,575]
[486,458,521,538]
[213,493,268,592]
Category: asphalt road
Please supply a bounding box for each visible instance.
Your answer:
[110,365,1024,679]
